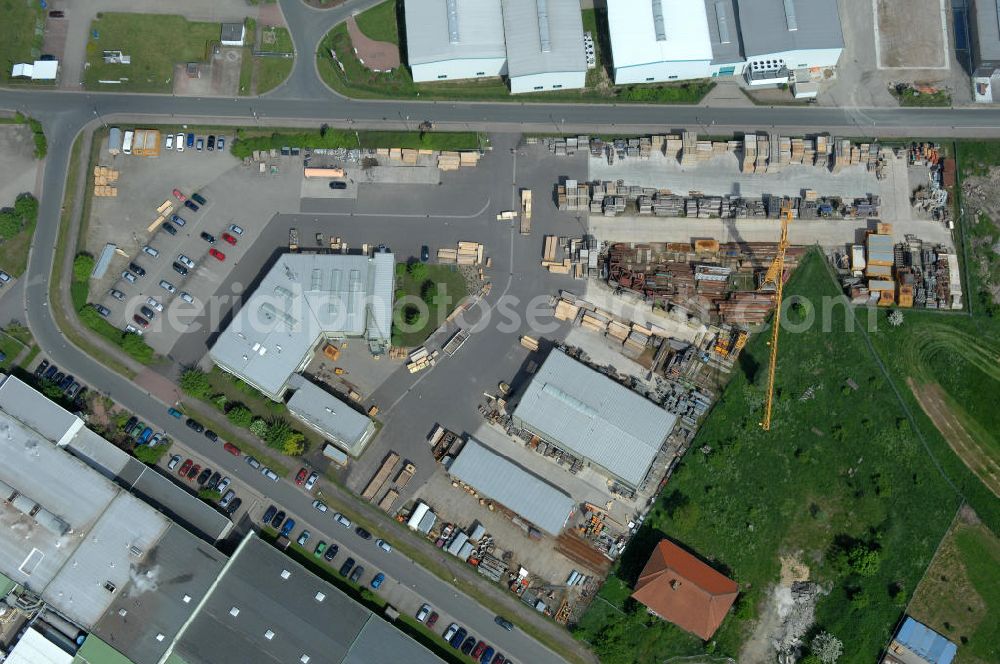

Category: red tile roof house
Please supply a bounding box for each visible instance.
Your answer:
[631,539,739,640]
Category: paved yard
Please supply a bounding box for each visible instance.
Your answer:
[0,126,39,208]
[876,0,949,69]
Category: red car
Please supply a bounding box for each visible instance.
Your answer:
[209,248,225,261]
[178,458,193,476]
[295,467,308,485]
[186,463,201,480]
[223,442,241,456]
[471,641,487,659]
[132,314,149,328]
[221,232,237,245]
[172,188,186,202]
[426,612,439,629]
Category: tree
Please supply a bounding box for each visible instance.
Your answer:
[121,333,153,363]
[249,418,269,438]
[281,432,306,456]
[811,632,843,664]
[407,262,428,282]
[198,488,222,502]
[265,418,293,450]
[73,254,95,282]
[887,310,904,327]
[226,405,254,427]
[179,369,213,399]
[848,545,880,577]
[421,280,441,305]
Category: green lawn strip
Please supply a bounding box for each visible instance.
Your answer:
[392,263,468,347]
[230,126,480,158]
[254,57,293,93]
[49,134,137,379]
[317,23,712,104]
[354,0,398,44]
[84,14,220,92]
[133,439,172,465]
[0,0,44,84]
[574,250,963,662]
[896,88,952,107]
[0,331,27,370]
[20,345,40,369]
[261,26,293,53]
[0,194,39,277]
[238,49,254,95]
[244,17,257,49]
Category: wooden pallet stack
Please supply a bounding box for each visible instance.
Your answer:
[437,151,461,171]
[679,131,698,165]
[554,297,580,321]
[741,133,756,173]
[93,165,120,197]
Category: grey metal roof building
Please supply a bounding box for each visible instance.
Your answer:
[511,349,677,488]
[404,0,508,82]
[447,439,575,535]
[209,252,395,400]
[286,377,377,457]
[166,534,443,664]
[735,0,844,58]
[705,0,744,67]
[501,0,587,93]
[971,0,1000,75]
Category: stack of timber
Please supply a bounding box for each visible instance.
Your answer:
[520,189,532,235]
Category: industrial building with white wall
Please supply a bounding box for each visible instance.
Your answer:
[502,0,588,93]
[404,0,508,82]
[608,0,716,84]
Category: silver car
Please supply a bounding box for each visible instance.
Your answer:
[228,223,244,235]
[145,297,163,312]
[179,291,195,304]
[219,490,236,508]
[121,270,137,284]
[159,280,176,293]
[216,476,231,494]
[177,255,195,269]
[142,245,159,258]
[109,288,126,301]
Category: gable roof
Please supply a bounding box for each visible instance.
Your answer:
[888,617,958,664]
[405,0,507,66]
[631,539,738,640]
[608,0,714,69]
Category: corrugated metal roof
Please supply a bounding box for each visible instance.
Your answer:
[973,0,1000,61]
[502,0,587,78]
[511,349,676,487]
[895,617,957,664]
[448,439,575,534]
[209,253,394,399]
[404,0,506,66]
[736,0,843,58]
[706,0,743,65]
[608,0,713,68]
[286,379,374,452]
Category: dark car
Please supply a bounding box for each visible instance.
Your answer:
[172,262,189,276]
[139,305,156,319]
[339,557,355,577]
[270,510,286,529]
[421,245,430,262]
[426,612,439,629]
[328,181,347,190]
[43,364,58,380]
[355,527,373,540]
[279,518,295,537]
[52,371,65,385]
[162,222,178,236]
[449,628,467,649]
[204,429,218,442]
[170,214,187,227]
[196,467,212,485]
[461,637,476,655]
[472,642,487,659]
[206,136,215,151]
[34,359,49,377]
[58,374,74,390]
[349,565,364,583]
[95,304,111,317]
[262,505,277,524]
[49,10,64,17]
[494,616,514,631]
[323,543,339,562]
[186,463,201,480]
[200,231,216,244]
[124,415,139,435]
[191,192,207,205]
[205,472,221,490]
[479,646,495,663]
[491,653,505,664]
[128,262,146,277]
[184,200,199,212]
[132,315,149,328]
[185,418,205,433]
[225,497,242,515]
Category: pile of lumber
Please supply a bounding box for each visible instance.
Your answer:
[554,298,580,321]
[520,336,539,351]
[580,310,609,333]
[94,185,118,197]
[520,189,532,235]
[389,148,420,165]
[93,165,120,197]
[437,151,479,171]
[406,346,439,373]
[388,346,409,360]
[437,241,483,265]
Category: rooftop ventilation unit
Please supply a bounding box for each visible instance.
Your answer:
[715,2,731,44]
[446,0,460,44]
[652,0,666,41]
[782,0,798,31]
[537,0,551,52]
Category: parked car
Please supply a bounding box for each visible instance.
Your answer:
[349,565,364,583]
[124,324,142,336]
[172,262,189,276]
[339,557,355,577]
[191,192,207,206]
[270,510,286,529]
[209,248,226,261]
[355,527,372,540]
[375,539,392,553]
[178,459,193,475]
[148,432,164,447]
[494,616,514,631]
[329,181,347,190]
[176,133,185,152]
[121,270,137,284]
[370,573,385,590]
[304,471,318,491]
[225,497,242,515]
[323,543,339,562]
[66,383,83,400]
[415,604,431,623]
[184,200,199,211]
[196,138,204,151]
[262,505,277,524]
[0,271,10,283]
[279,518,296,537]
[49,10,64,17]
[427,612,439,629]
[165,134,174,150]
[204,429,218,442]
[200,231,215,244]
[480,646,495,663]
[221,232,237,245]
[246,455,261,470]
[94,304,111,317]
[421,245,430,262]
[313,541,327,558]
[461,637,476,655]
[196,467,212,485]
[491,653,505,664]
[443,624,461,645]
[43,364,57,380]
[228,224,244,235]
[128,262,146,277]
[33,360,49,377]
[333,512,352,528]
[186,133,194,148]
[170,213,186,227]
[185,418,204,432]
[180,291,195,304]
[219,490,236,508]
[167,455,182,470]
[177,255,195,269]
[172,189,186,202]
[205,472,221,490]
[146,297,163,312]
[123,415,138,434]
[168,407,183,418]
[132,314,149,328]
[224,442,241,456]
[142,245,159,258]
[162,222,178,236]
[139,305,156,319]
[206,136,215,151]
[296,530,310,547]
[216,477,231,494]
[217,137,225,151]
[262,468,279,482]
[137,427,153,445]
[295,468,308,485]
[159,280,176,293]
[312,499,328,513]
[186,463,201,480]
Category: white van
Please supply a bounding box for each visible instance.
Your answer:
[122,130,134,155]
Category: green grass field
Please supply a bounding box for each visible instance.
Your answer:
[0,0,45,84]
[391,263,468,348]
[260,25,293,53]
[84,14,219,92]
[354,0,398,44]
[230,127,481,158]
[573,250,963,662]
[0,199,37,277]
[255,56,293,93]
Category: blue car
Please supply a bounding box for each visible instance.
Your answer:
[370,572,385,590]
[449,628,467,649]
[186,133,194,148]
[279,518,295,538]
[167,407,183,419]
[480,646,494,663]
[136,427,153,445]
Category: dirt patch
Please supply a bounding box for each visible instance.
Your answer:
[171,46,242,96]
[346,15,399,71]
[554,531,612,574]
[907,378,1000,498]
[740,555,819,664]
[876,0,946,68]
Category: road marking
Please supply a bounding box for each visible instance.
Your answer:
[318,198,492,220]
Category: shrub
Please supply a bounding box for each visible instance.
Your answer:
[213,393,228,409]
[180,369,213,399]
[121,333,154,363]
[281,432,306,456]
[134,442,170,465]
[811,632,844,664]
[848,546,881,577]
[73,253,95,282]
[265,418,293,449]
[198,488,222,501]
[249,418,269,438]
[226,405,254,427]
[407,262,428,282]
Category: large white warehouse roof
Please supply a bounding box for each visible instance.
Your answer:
[608,0,713,68]
[404,0,506,66]
[501,0,587,78]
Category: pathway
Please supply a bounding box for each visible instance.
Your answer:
[345,15,400,71]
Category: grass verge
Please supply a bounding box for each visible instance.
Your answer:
[353,0,398,44]
[255,56,293,93]
[230,126,481,158]
[84,13,219,92]
[895,87,952,107]
[391,263,468,347]
[0,193,38,277]
[0,0,45,84]
[573,250,963,661]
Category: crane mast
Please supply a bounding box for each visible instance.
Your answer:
[759,203,793,431]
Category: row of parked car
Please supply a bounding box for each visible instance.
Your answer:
[442,617,514,664]
[122,414,168,448]
[165,133,226,153]
[167,454,243,515]
[33,359,85,401]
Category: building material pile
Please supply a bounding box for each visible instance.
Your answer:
[437,241,484,265]
[843,233,962,310]
[520,189,532,235]
[362,452,400,502]
[556,179,589,211]
[93,165,120,197]
[437,150,480,171]
[407,346,439,373]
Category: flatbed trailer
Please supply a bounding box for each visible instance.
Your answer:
[362,452,400,501]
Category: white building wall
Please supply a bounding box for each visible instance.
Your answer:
[410,57,508,83]
[509,70,586,94]
[746,47,842,72]
[613,59,712,84]
[709,60,746,77]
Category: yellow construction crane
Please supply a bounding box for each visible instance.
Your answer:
[759,202,793,431]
